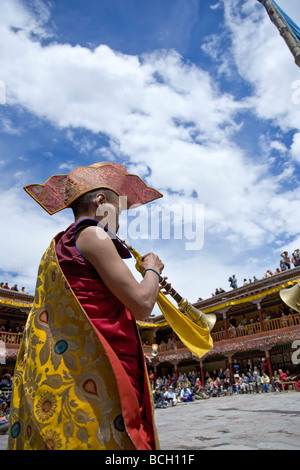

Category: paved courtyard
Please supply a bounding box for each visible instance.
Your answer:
[155,391,300,450]
[1,391,299,450]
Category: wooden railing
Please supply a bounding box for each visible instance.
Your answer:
[211,312,300,343]
[0,332,23,345]
[142,312,300,356]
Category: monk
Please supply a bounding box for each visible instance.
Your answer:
[8,162,164,450]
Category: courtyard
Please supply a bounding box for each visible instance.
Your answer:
[1,391,299,451]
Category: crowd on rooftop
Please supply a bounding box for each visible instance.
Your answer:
[0,283,29,294]
[207,249,300,298]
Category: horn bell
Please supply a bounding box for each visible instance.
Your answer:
[279,282,300,313]
[178,298,217,332]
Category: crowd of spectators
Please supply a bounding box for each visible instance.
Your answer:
[0,282,29,294]
[0,373,12,434]
[211,250,300,296]
[151,361,300,409]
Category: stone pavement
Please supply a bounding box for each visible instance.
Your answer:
[155,391,300,450]
[1,392,299,450]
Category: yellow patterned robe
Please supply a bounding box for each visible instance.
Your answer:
[8,239,159,450]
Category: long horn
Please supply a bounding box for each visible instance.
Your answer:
[117,236,216,332]
[159,278,217,332]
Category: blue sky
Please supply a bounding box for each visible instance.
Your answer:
[0,0,300,306]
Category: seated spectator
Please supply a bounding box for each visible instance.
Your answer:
[164,386,177,406]
[222,378,233,395]
[193,378,209,399]
[0,374,12,391]
[153,387,166,408]
[247,373,256,393]
[213,377,224,396]
[253,371,262,393]
[278,369,288,391]
[261,373,270,392]
[233,374,242,394]
[2,283,10,290]
[11,284,19,291]
[264,270,273,277]
[271,371,280,392]
[180,385,194,402]
[241,373,250,393]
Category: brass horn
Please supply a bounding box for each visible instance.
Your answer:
[159,278,217,332]
[279,282,300,313]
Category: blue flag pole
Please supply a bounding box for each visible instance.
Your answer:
[257,0,300,67]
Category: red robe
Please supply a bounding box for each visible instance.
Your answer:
[55,219,156,450]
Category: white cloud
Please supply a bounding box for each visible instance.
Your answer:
[1,0,300,299]
[290,132,300,163]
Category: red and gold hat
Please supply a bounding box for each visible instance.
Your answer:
[24,162,163,215]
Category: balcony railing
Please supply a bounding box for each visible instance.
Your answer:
[142,312,300,357]
[0,332,23,345]
[211,312,300,343]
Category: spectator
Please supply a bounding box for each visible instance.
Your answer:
[271,371,281,392]
[278,369,288,391]
[280,251,291,270]
[180,385,193,402]
[233,359,240,375]
[233,374,242,394]
[292,249,300,267]
[222,378,233,395]
[149,371,155,390]
[2,283,10,290]
[241,374,250,393]
[164,386,177,406]
[261,373,270,392]
[253,371,262,393]
[0,374,12,391]
[193,378,209,399]
[264,270,273,277]
[245,359,254,375]
[153,387,166,408]
[261,357,268,374]
[11,284,19,291]
[247,373,256,393]
[228,275,237,289]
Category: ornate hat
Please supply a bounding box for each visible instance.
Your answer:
[24,162,163,215]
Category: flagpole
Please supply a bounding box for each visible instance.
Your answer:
[258,0,300,67]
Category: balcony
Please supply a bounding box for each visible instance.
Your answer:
[142,311,300,363]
